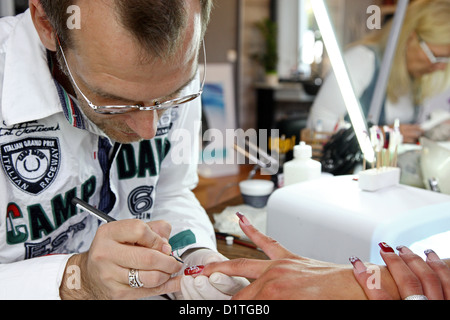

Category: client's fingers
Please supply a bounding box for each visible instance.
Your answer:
[236,212,298,260]
[424,249,450,299]
[378,243,425,299]
[397,246,445,300]
[349,256,392,300]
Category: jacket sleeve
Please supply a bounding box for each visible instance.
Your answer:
[152,77,217,256]
[0,254,73,300]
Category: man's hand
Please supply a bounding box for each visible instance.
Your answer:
[202,213,400,300]
[60,220,182,300]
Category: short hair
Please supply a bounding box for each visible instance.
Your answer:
[40,0,212,59]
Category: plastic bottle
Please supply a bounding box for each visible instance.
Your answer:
[283,141,321,186]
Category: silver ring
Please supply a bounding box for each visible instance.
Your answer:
[404,295,428,300]
[128,269,144,288]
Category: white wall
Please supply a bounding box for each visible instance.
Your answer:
[0,0,15,16]
[277,0,384,79]
[239,0,271,130]
[276,0,301,78]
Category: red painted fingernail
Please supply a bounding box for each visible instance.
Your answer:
[184,265,205,276]
[236,212,250,226]
[379,242,395,253]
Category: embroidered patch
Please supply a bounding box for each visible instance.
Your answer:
[169,230,197,252]
[1,137,61,195]
[127,185,154,220]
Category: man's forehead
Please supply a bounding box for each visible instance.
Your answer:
[66,0,201,101]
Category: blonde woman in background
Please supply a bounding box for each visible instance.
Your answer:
[308,0,450,143]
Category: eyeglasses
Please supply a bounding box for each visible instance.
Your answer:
[419,37,450,64]
[57,37,206,114]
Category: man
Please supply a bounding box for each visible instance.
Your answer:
[0,0,247,300]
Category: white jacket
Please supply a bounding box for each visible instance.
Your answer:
[0,11,216,299]
[307,45,417,132]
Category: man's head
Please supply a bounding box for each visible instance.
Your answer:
[30,0,212,143]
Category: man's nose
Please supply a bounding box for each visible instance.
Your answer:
[125,110,158,140]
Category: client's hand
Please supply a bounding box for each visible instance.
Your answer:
[201,213,400,300]
[351,244,450,300]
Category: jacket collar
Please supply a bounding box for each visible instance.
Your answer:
[0,11,110,140]
[1,10,62,126]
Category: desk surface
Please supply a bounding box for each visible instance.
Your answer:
[206,196,268,261]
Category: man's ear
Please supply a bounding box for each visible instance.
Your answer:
[29,0,57,51]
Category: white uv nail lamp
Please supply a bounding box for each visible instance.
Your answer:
[266,175,450,265]
[266,0,450,265]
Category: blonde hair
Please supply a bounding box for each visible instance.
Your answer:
[358,0,450,105]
